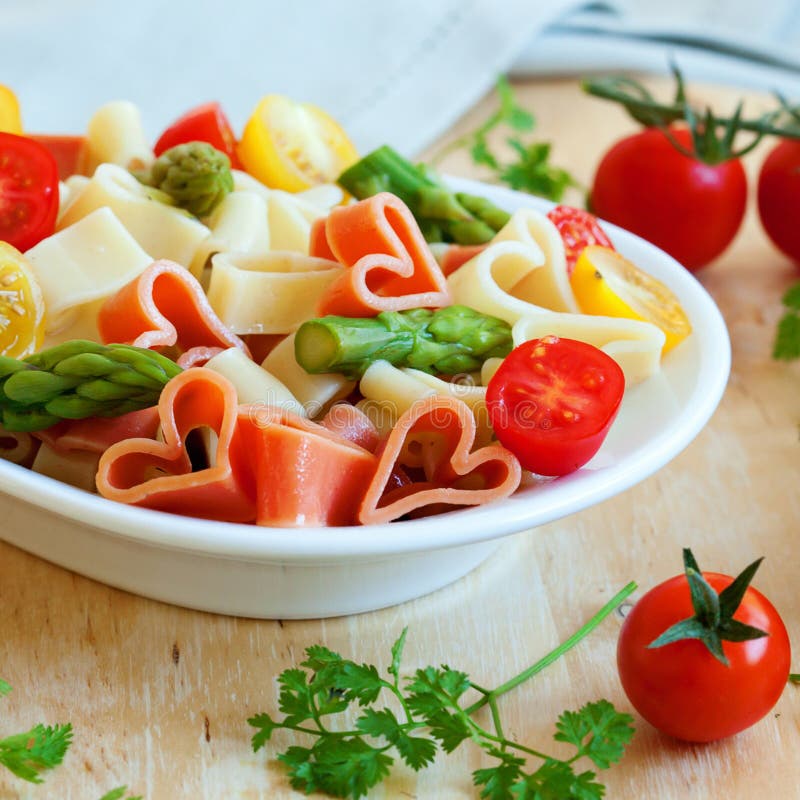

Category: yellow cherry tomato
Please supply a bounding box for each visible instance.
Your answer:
[0,242,46,357]
[237,94,358,192]
[0,85,22,134]
[570,245,692,354]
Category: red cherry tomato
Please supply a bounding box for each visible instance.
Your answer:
[590,126,747,271]
[757,139,800,266]
[486,336,625,476]
[0,132,59,252]
[546,205,615,276]
[154,102,240,167]
[617,570,791,743]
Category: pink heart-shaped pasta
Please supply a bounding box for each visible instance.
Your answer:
[358,395,521,524]
[312,193,450,316]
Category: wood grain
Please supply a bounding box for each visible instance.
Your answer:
[2,77,799,799]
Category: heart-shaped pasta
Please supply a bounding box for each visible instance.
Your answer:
[96,368,256,522]
[98,259,249,358]
[313,193,450,316]
[358,395,521,525]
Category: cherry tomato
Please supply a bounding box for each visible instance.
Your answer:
[237,94,359,192]
[546,205,615,275]
[154,102,240,167]
[757,139,800,266]
[618,564,791,743]
[590,126,747,271]
[485,336,624,476]
[0,132,59,252]
[0,242,45,357]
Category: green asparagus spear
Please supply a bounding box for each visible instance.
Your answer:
[337,146,511,245]
[136,141,233,217]
[295,306,512,379]
[0,341,182,432]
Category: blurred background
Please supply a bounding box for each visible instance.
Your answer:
[3,0,799,154]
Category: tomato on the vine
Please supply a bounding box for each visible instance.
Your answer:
[486,335,625,477]
[758,139,800,266]
[546,205,615,276]
[590,126,747,271]
[0,132,59,252]
[617,549,791,743]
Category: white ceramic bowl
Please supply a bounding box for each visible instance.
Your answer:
[0,179,730,618]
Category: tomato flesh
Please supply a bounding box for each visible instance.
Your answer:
[154,101,240,167]
[617,572,791,742]
[547,205,614,275]
[757,139,800,266]
[590,126,747,271]
[486,336,625,476]
[0,133,59,252]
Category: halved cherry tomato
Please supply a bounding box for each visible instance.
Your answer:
[0,242,45,357]
[154,101,240,167]
[29,134,87,180]
[0,132,59,252]
[571,246,692,354]
[486,336,625,476]
[0,84,22,135]
[237,94,359,192]
[547,205,615,276]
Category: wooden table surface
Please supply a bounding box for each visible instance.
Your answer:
[2,78,799,800]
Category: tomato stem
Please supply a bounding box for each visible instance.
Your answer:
[465,581,637,715]
[789,674,800,685]
[582,65,800,164]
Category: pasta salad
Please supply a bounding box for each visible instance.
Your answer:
[0,91,691,527]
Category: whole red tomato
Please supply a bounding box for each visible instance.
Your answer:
[590,126,747,271]
[617,551,790,742]
[757,139,800,265]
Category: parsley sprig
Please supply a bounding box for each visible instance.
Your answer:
[249,582,636,799]
[0,678,72,784]
[773,283,800,360]
[431,76,579,202]
[0,678,141,798]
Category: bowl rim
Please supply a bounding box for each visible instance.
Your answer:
[0,178,731,562]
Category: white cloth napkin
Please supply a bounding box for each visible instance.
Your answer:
[1,0,797,159]
[514,0,800,98]
[0,0,574,156]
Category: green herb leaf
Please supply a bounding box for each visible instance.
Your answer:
[98,788,143,800]
[388,628,408,685]
[280,737,393,799]
[355,707,402,740]
[774,284,800,360]
[498,139,578,201]
[554,700,635,770]
[251,590,636,799]
[497,76,535,132]
[248,712,281,751]
[473,750,525,799]
[395,732,437,771]
[0,723,73,784]
[789,673,800,684]
[0,679,11,697]
[428,76,577,202]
